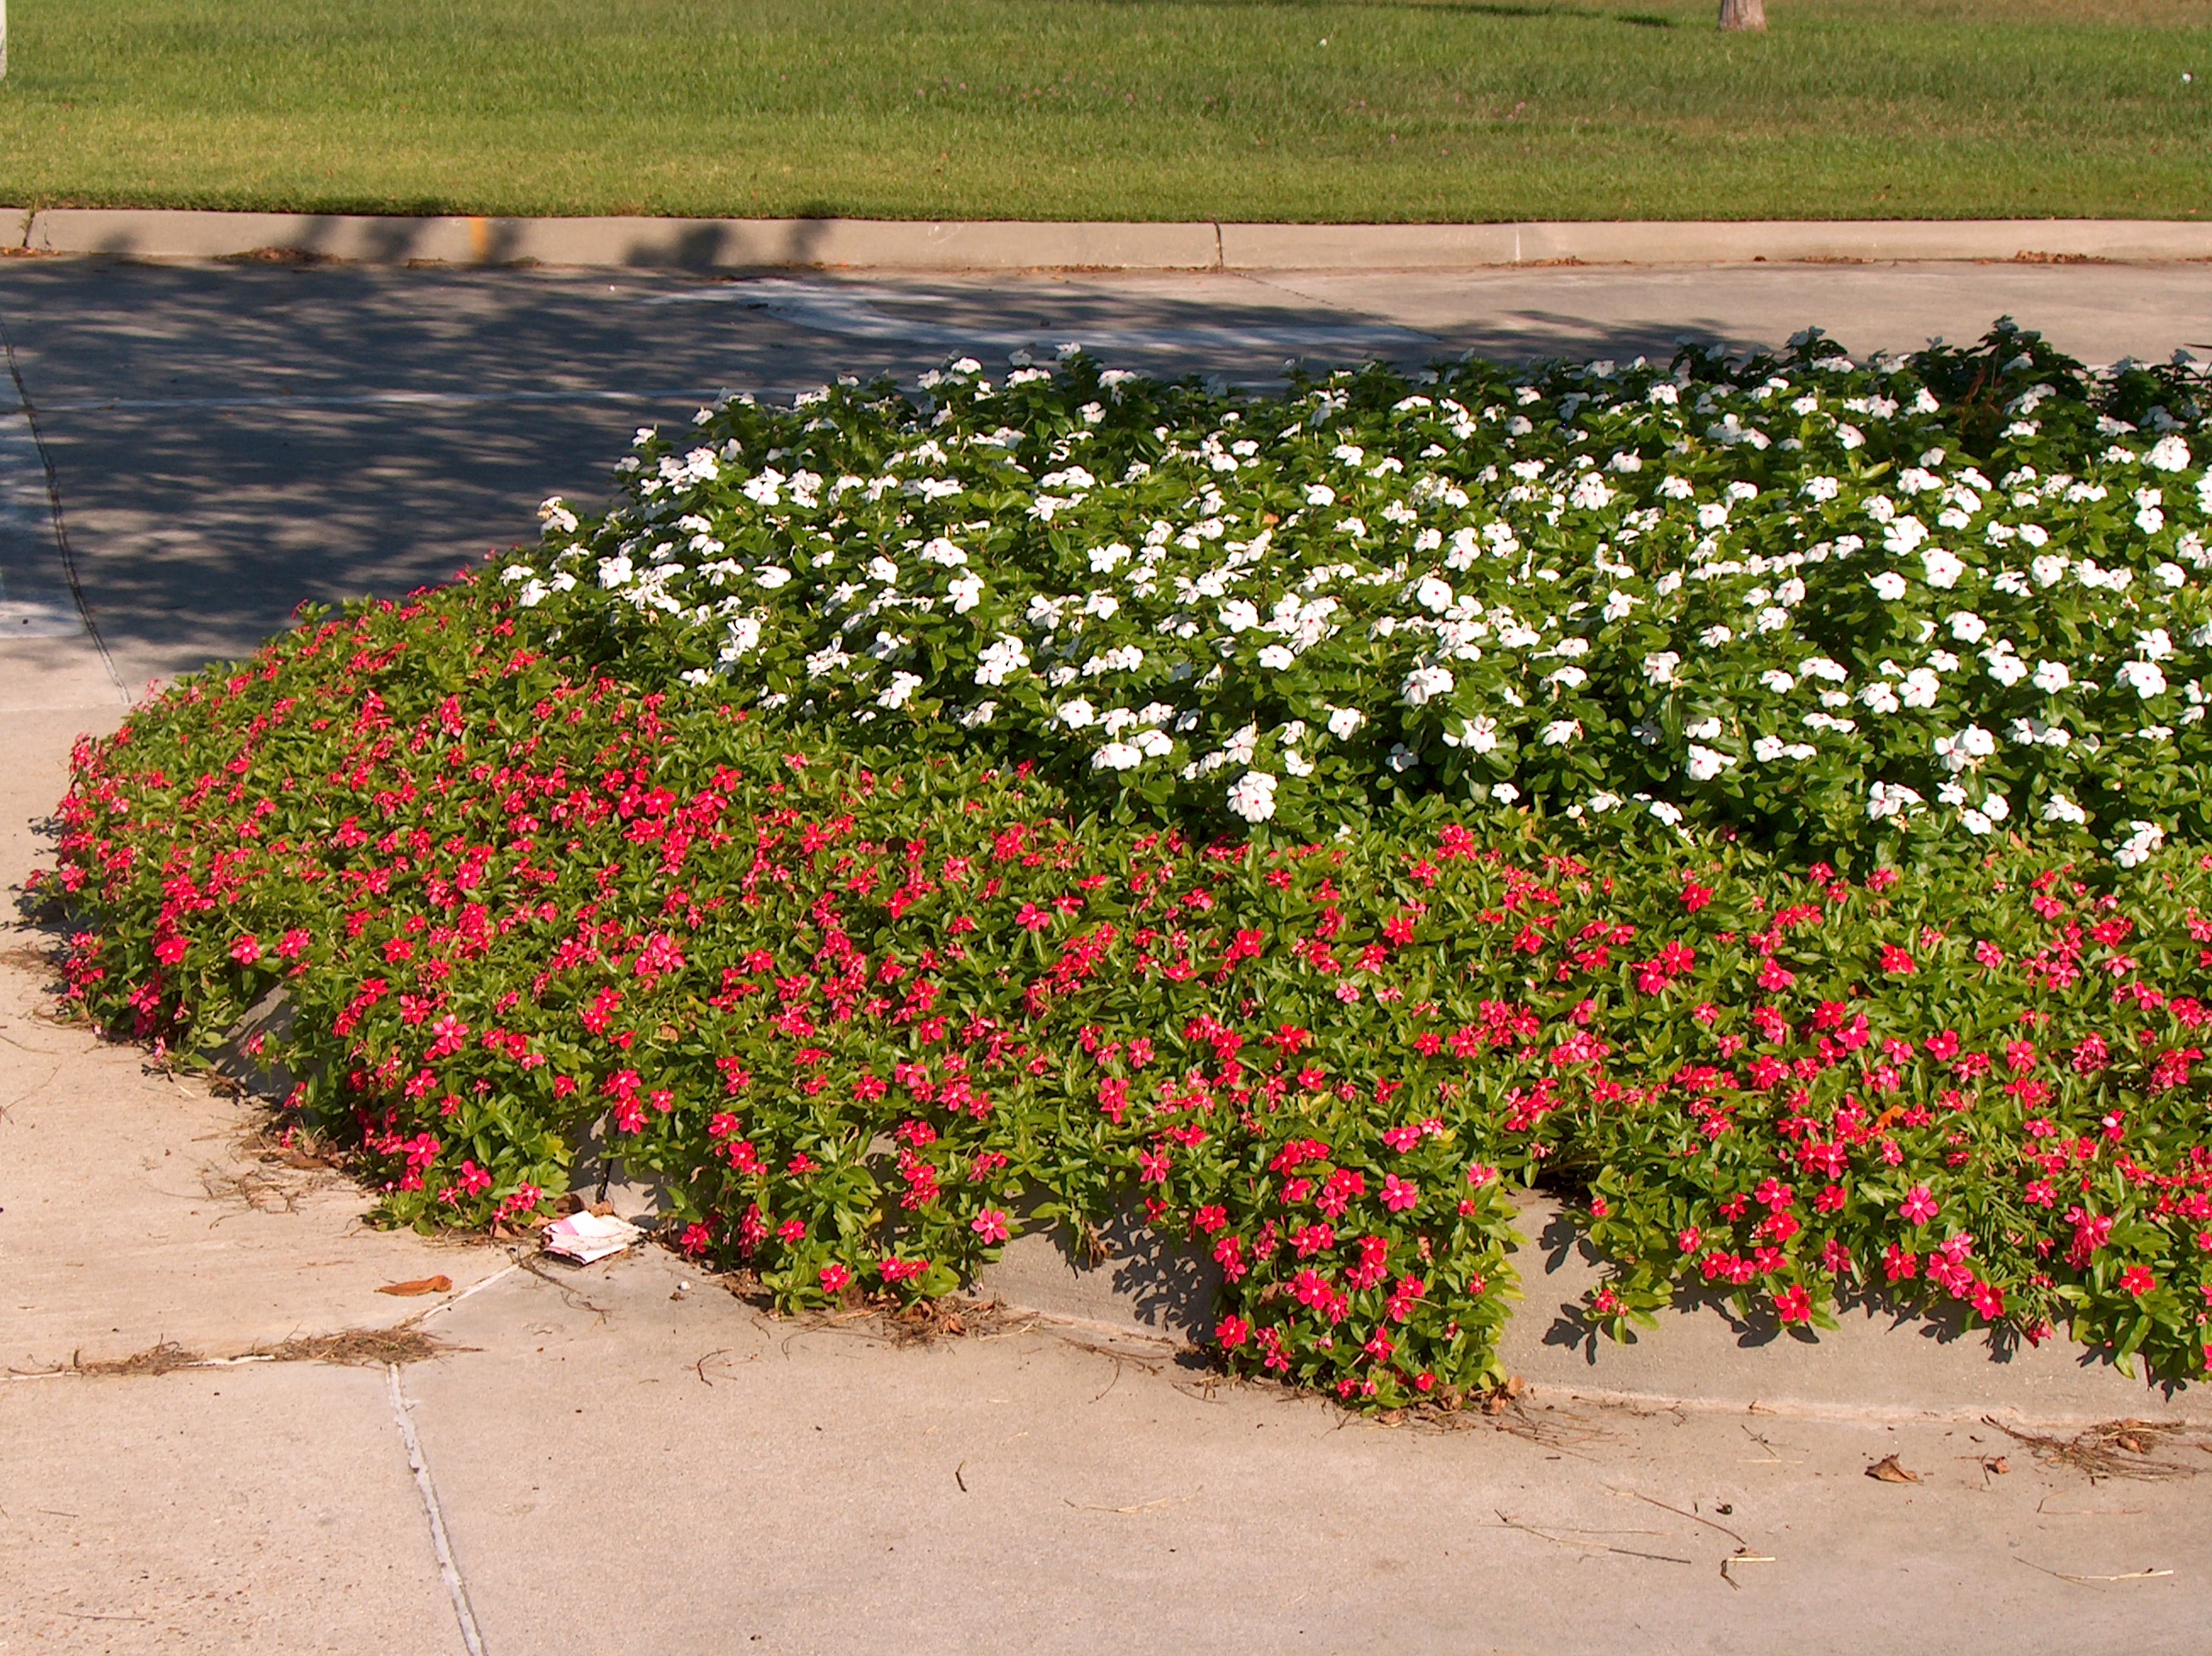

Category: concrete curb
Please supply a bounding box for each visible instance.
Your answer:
[10,207,2212,273]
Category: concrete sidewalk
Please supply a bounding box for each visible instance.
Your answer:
[14,208,2212,273]
[4,259,2210,1653]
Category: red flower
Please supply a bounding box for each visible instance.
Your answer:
[971,1208,1011,1245]
[2120,1265,2157,1297]
[229,934,262,965]
[1880,945,1916,975]
[1774,1285,1813,1324]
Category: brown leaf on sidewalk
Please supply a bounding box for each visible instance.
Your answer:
[376,1275,453,1297]
[1867,1454,1922,1484]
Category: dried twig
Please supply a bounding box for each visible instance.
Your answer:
[1613,1488,1747,1548]
[2015,1558,2176,1586]
[1065,1490,1201,1516]
[1495,1510,1692,1566]
[1983,1415,2205,1483]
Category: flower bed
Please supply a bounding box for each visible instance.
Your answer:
[41,325,2212,1407]
[513,322,2211,858]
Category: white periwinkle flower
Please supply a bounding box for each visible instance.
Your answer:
[1226,770,1278,822]
[1401,664,1455,706]
[1867,780,1924,820]
[1326,705,1366,741]
[1685,745,1733,781]
[975,635,1031,686]
[1092,741,1144,772]
[2115,660,2169,699]
[1869,571,1908,601]
[1921,548,1965,589]
[2114,820,2165,868]
[2041,793,2087,826]
[2031,660,2072,693]
[2147,435,2192,473]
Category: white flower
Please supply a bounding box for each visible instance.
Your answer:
[1541,719,1582,746]
[1934,725,1995,771]
[1643,651,1682,686]
[1416,574,1455,613]
[878,672,924,710]
[1226,770,1278,823]
[1569,473,1614,511]
[1900,668,1941,709]
[2115,659,2169,699]
[1921,548,1965,589]
[1444,716,1499,753]
[2140,627,2176,662]
[597,554,636,589]
[1491,782,1522,805]
[1092,741,1144,772]
[1801,475,1841,503]
[919,536,967,567]
[2148,434,2192,473]
[1545,665,1588,690]
[1867,780,1924,820]
[2031,660,2071,693]
[1760,669,1796,694]
[1699,625,1734,648]
[975,635,1031,686]
[1387,743,1420,773]
[1254,644,1294,671]
[948,573,984,613]
[2041,793,2087,826]
[1858,682,1902,715]
[1219,600,1260,633]
[1303,483,1337,507]
[1685,744,1734,782]
[1947,611,1987,644]
[2114,820,2165,868]
[718,616,763,660]
[958,700,998,729]
[1869,571,1908,601]
[1057,698,1097,730]
[1752,735,1786,763]
[1326,705,1366,741]
[1401,664,1455,706]
[1982,651,2028,688]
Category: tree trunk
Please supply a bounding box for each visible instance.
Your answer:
[1718,0,1766,30]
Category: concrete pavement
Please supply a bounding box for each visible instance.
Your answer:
[3,258,2210,1653]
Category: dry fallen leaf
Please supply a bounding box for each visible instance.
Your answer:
[1867,1454,1922,1485]
[376,1275,453,1297]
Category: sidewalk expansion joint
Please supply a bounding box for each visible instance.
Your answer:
[387,1362,490,1656]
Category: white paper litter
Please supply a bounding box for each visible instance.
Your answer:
[541,1211,643,1264]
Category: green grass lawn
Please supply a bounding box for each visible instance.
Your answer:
[0,0,2206,222]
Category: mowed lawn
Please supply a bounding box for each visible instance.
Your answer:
[0,0,2206,222]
